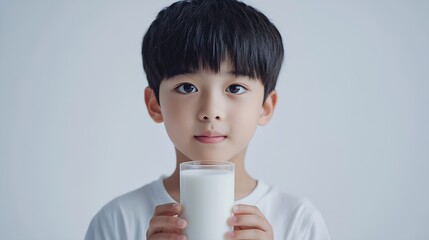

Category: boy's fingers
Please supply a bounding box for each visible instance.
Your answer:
[226,229,267,240]
[228,215,270,231]
[229,205,273,235]
[150,232,187,240]
[153,203,181,216]
[232,204,263,216]
[146,216,187,238]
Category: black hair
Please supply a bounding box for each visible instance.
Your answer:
[142,0,284,103]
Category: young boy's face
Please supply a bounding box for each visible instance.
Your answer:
[145,62,276,162]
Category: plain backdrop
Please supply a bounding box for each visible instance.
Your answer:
[1,0,428,239]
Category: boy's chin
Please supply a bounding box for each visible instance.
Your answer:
[182,153,233,162]
[176,148,240,163]
[188,159,231,163]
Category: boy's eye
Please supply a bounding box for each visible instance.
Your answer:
[226,84,247,95]
[176,83,198,94]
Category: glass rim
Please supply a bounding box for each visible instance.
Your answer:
[180,161,234,170]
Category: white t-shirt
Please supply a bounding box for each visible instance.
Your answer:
[85,177,330,240]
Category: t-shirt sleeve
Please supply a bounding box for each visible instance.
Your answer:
[84,207,120,240]
[300,210,331,240]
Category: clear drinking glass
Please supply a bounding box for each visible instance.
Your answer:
[180,161,235,240]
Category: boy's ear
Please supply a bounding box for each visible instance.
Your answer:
[258,90,277,126]
[144,87,163,123]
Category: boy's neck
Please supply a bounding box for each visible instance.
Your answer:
[163,149,257,202]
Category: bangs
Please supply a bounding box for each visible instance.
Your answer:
[142,0,284,100]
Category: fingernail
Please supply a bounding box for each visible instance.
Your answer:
[232,205,239,212]
[177,218,187,228]
[228,216,237,224]
[177,235,186,240]
[173,203,180,210]
[226,231,236,239]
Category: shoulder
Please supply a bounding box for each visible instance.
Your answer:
[101,180,158,215]
[256,183,331,240]
[85,179,164,240]
[257,184,316,222]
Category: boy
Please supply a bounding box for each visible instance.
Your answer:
[85,0,330,239]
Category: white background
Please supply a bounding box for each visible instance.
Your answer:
[1,0,428,239]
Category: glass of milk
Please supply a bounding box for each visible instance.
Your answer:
[180,161,235,240]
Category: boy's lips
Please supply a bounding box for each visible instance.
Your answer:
[194,131,227,144]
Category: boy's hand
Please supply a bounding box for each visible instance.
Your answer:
[146,203,187,240]
[226,204,273,240]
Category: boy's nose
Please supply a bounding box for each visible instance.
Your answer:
[200,114,221,121]
[197,94,224,121]
[198,108,223,121]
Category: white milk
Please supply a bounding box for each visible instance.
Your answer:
[180,168,234,240]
